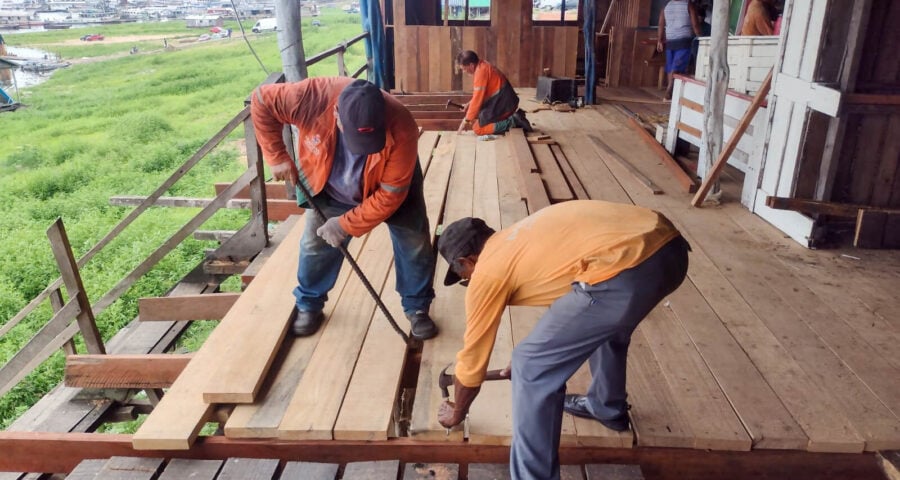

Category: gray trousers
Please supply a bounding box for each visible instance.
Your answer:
[509,236,689,480]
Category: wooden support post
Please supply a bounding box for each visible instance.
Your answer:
[244,116,269,247]
[47,219,105,355]
[65,354,192,389]
[49,288,78,356]
[692,68,773,207]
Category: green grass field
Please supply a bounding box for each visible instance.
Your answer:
[0,9,365,430]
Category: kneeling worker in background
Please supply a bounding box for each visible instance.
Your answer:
[436,200,690,480]
[251,78,438,340]
[456,50,531,135]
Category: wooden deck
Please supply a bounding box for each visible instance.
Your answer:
[3,92,899,479]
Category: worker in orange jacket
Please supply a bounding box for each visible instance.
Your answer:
[456,50,531,136]
[251,78,438,340]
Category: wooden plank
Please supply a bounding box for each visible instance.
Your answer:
[342,460,400,480]
[467,136,514,446]
[764,197,900,217]
[676,121,702,139]
[589,135,663,195]
[216,458,278,480]
[224,237,366,439]
[624,116,698,193]
[157,459,222,480]
[241,215,302,287]
[585,464,644,480]
[679,97,703,113]
[95,457,164,480]
[66,459,108,480]
[138,293,239,322]
[281,462,339,479]
[409,133,476,442]
[278,225,396,440]
[550,145,590,200]
[132,218,305,450]
[531,143,575,202]
[640,307,752,451]
[65,354,191,389]
[416,119,466,131]
[626,330,694,448]
[402,462,459,480]
[214,182,289,200]
[333,132,454,441]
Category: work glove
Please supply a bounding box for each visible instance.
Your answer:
[438,376,481,428]
[316,217,348,248]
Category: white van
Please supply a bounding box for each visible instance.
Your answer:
[251,17,277,33]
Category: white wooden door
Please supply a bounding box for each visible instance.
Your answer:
[752,0,843,247]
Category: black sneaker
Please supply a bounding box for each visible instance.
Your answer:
[291,309,324,337]
[513,109,534,133]
[563,394,631,432]
[406,310,438,340]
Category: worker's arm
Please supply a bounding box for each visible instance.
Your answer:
[454,275,512,388]
[657,10,666,52]
[465,63,488,123]
[338,107,419,237]
[752,6,775,35]
[251,84,301,184]
[688,2,702,37]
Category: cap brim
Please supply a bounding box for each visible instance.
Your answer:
[443,267,462,286]
[344,127,386,155]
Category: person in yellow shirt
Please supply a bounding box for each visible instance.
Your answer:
[436,200,690,480]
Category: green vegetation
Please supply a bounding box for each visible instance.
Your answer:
[0,9,365,429]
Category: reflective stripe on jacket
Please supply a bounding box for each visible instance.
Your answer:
[466,60,519,126]
[250,77,419,237]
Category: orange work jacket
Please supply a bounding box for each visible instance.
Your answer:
[465,60,519,126]
[251,77,419,237]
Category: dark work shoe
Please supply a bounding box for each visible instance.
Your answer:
[291,309,324,337]
[406,310,438,340]
[563,394,631,432]
[513,109,534,133]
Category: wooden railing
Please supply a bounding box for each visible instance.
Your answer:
[0,34,372,400]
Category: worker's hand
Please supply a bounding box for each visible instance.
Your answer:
[457,119,468,134]
[656,40,664,53]
[316,217,348,248]
[438,376,481,428]
[499,362,511,379]
[271,161,298,186]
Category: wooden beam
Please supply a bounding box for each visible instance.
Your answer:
[415,119,466,131]
[214,182,289,200]
[109,196,303,222]
[0,433,887,480]
[625,116,699,193]
[47,219,105,355]
[692,68,773,207]
[765,197,900,218]
[138,293,240,322]
[192,230,235,242]
[590,135,663,195]
[65,354,192,389]
[202,258,250,275]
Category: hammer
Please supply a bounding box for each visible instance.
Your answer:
[439,363,510,435]
[446,99,466,111]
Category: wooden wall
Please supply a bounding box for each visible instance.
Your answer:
[605,0,659,88]
[828,0,900,208]
[391,0,579,92]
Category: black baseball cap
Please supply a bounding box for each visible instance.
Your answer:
[338,79,387,155]
[437,217,496,286]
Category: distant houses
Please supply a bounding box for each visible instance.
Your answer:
[185,14,223,28]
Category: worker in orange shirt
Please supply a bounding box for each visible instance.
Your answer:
[740,0,776,36]
[251,78,438,341]
[456,50,531,136]
[436,200,690,480]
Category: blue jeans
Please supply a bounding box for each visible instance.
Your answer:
[509,236,690,480]
[294,162,435,315]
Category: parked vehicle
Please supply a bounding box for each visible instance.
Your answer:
[80,34,104,41]
[251,18,277,33]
